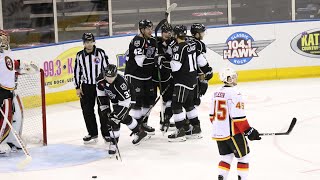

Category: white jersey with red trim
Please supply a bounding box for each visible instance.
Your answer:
[0,51,16,90]
[210,85,248,140]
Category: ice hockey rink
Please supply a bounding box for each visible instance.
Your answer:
[1,77,320,180]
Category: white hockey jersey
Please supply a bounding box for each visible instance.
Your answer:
[210,86,250,141]
[0,51,17,90]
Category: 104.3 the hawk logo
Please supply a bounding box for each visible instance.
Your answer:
[207,32,275,65]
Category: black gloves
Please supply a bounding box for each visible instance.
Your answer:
[245,127,262,141]
[108,113,121,125]
[199,80,208,96]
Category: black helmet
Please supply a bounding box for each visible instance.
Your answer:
[161,23,173,33]
[82,32,95,42]
[104,64,117,77]
[190,23,206,36]
[139,19,153,29]
[173,25,187,37]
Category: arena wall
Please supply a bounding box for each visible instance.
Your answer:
[12,20,320,105]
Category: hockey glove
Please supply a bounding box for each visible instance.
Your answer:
[154,55,165,68]
[108,113,121,125]
[199,80,208,96]
[245,127,261,141]
[205,67,213,80]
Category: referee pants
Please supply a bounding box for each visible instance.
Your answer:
[80,84,109,137]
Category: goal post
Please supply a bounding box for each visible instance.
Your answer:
[15,69,47,146]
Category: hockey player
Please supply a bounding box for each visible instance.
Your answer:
[168,25,200,142]
[125,19,157,135]
[153,24,176,132]
[183,23,214,137]
[96,64,149,155]
[0,30,37,155]
[189,23,213,105]
[210,68,261,180]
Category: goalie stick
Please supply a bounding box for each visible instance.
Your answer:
[0,108,32,169]
[259,118,297,136]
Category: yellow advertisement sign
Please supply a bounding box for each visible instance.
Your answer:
[44,46,83,88]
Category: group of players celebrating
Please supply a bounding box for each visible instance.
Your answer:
[94,20,213,154]
[0,18,261,180]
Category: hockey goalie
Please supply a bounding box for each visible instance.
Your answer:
[0,30,38,156]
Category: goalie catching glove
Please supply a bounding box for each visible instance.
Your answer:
[18,60,39,74]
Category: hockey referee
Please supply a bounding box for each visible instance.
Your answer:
[74,32,110,144]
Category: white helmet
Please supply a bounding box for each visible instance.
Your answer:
[219,68,238,84]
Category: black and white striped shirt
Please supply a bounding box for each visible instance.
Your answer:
[74,46,109,89]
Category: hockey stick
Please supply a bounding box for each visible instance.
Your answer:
[154,3,177,34]
[141,84,171,123]
[0,108,32,169]
[154,3,177,124]
[110,127,122,162]
[259,118,297,136]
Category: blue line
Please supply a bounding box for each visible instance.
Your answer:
[206,19,320,29]
[11,19,320,51]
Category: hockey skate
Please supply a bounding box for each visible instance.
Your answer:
[141,123,155,135]
[108,141,117,158]
[83,135,98,144]
[7,142,22,153]
[132,130,150,145]
[218,175,224,180]
[168,128,186,142]
[0,143,11,157]
[103,136,111,143]
[185,125,202,139]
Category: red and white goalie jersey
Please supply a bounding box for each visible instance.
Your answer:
[210,86,250,141]
[0,51,19,90]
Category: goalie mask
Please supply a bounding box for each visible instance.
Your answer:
[0,30,10,51]
[219,68,238,85]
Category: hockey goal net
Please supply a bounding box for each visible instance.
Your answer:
[15,69,47,146]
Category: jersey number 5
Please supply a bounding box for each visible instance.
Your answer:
[212,100,227,121]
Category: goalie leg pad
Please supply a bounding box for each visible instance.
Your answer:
[0,99,13,144]
[7,94,23,148]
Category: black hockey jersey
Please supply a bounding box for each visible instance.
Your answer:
[170,41,197,89]
[96,73,131,119]
[125,35,157,80]
[187,37,212,76]
[152,37,176,82]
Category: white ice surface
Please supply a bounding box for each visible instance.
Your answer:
[1,78,320,180]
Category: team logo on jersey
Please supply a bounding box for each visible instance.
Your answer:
[291,28,320,58]
[134,40,140,47]
[207,32,275,65]
[104,89,116,99]
[146,46,155,58]
[173,46,179,52]
[120,83,127,91]
[94,57,100,64]
[135,87,140,93]
[4,56,13,71]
